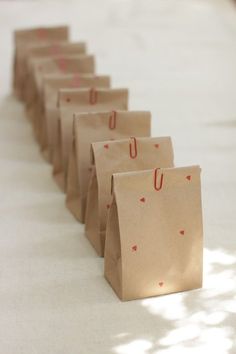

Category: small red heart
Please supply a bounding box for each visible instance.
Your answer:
[154,144,159,148]
[66,97,71,103]
[186,175,191,181]
[159,282,164,287]
[140,197,145,203]
[106,204,110,209]
[179,230,185,235]
[132,245,137,252]
[104,144,109,149]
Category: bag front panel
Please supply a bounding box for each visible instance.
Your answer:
[94,137,174,239]
[59,89,128,182]
[75,111,151,222]
[113,166,203,300]
[42,75,111,156]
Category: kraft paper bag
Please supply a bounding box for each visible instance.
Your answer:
[43,74,111,162]
[13,26,69,99]
[85,136,174,256]
[26,54,95,116]
[23,41,87,101]
[66,111,151,223]
[26,55,95,143]
[105,165,203,301]
[53,88,129,191]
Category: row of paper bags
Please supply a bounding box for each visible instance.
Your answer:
[13,25,204,301]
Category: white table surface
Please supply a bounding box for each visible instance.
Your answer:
[0,0,236,353]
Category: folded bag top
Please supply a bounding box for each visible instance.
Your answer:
[26,41,86,59]
[26,55,96,113]
[43,75,111,162]
[14,26,69,45]
[85,136,174,257]
[25,55,96,144]
[23,42,87,99]
[43,74,110,109]
[66,110,151,223]
[58,88,129,178]
[30,54,96,93]
[13,26,69,97]
[59,87,128,106]
[105,165,203,301]
[41,74,111,159]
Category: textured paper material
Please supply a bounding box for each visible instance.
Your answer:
[105,166,203,300]
[43,74,111,161]
[66,111,151,223]
[53,88,129,191]
[13,26,69,99]
[23,41,87,101]
[85,136,174,256]
[26,54,95,116]
[26,55,95,145]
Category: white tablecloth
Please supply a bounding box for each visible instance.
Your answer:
[0,0,235,353]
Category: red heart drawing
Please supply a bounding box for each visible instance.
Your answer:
[132,245,137,252]
[154,144,159,148]
[159,282,164,287]
[186,175,191,181]
[179,230,185,235]
[140,197,145,202]
[104,144,109,149]
[106,204,110,209]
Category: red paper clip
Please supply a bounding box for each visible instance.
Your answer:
[129,137,137,159]
[154,168,164,191]
[89,88,97,105]
[109,111,116,129]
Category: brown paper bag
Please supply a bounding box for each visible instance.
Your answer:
[13,26,69,99]
[66,111,151,223]
[26,55,95,143]
[23,41,87,101]
[85,136,174,256]
[26,54,95,115]
[105,165,203,300]
[43,74,111,162]
[53,88,129,191]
